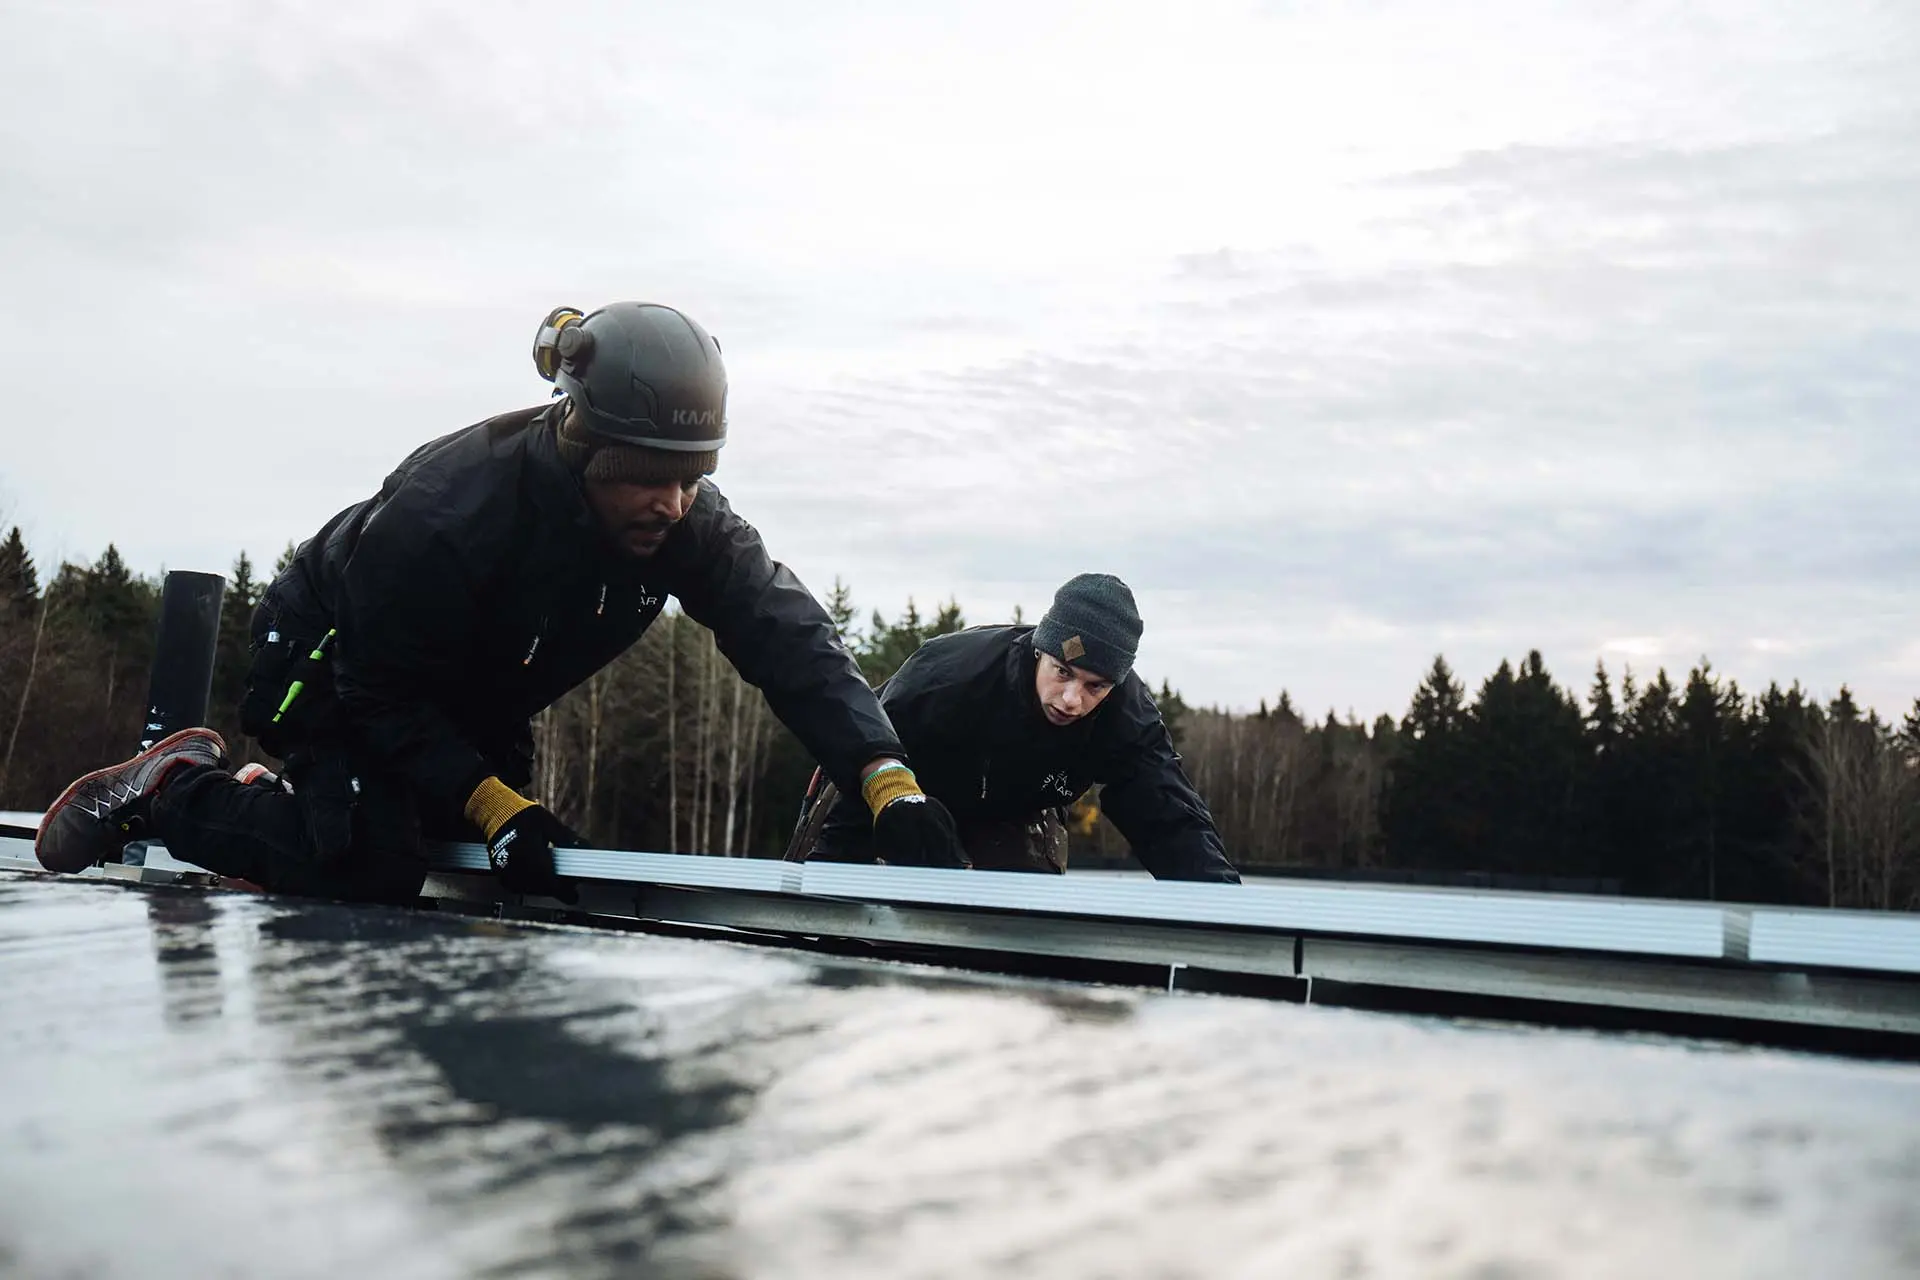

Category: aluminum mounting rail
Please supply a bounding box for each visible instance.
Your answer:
[429,838,1734,957]
[415,841,1920,1049]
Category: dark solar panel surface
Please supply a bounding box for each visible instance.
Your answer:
[3,875,1918,1278]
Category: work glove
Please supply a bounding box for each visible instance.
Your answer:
[863,763,970,869]
[465,777,583,904]
[488,806,584,904]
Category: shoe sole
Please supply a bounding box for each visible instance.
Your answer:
[34,728,225,872]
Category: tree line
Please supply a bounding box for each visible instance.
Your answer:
[1177,654,1920,910]
[1,531,1915,910]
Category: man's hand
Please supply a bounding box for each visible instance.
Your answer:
[861,761,970,869]
[487,804,584,903]
[466,775,582,904]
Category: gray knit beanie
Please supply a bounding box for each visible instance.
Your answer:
[1033,573,1142,681]
[555,402,719,484]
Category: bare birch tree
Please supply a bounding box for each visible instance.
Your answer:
[0,590,52,802]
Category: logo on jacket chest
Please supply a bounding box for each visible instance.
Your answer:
[608,583,662,615]
[1040,770,1077,799]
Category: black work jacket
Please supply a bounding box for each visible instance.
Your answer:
[817,625,1239,882]
[258,404,901,821]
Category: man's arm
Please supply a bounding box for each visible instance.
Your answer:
[666,486,903,795]
[1098,683,1241,883]
[331,510,493,821]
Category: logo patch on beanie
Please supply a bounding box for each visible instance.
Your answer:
[1062,635,1086,662]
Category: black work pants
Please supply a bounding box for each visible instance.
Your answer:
[150,747,432,904]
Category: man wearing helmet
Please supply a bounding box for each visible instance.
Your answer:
[34,302,969,900]
[794,574,1240,883]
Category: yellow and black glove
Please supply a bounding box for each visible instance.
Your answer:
[466,776,582,904]
[863,763,969,869]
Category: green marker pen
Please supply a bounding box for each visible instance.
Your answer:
[272,629,337,724]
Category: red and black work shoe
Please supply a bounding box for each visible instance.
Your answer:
[34,728,228,873]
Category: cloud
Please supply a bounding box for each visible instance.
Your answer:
[1,0,1916,721]
[731,114,1920,714]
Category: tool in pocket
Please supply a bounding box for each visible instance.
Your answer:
[273,629,339,725]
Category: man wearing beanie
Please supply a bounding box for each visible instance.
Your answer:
[35,302,969,897]
[798,574,1241,882]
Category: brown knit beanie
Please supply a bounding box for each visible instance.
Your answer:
[555,403,719,483]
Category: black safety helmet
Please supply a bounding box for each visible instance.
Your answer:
[532,302,728,453]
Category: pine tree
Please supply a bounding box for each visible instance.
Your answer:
[1461,652,1587,876]
[1628,668,1678,736]
[1613,668,1685,894]
[1155,679,1190,751]
[0,528,37,616]
[76,544,146,638]
[858,598,928,684]
[929,598,965,638]
[1583,660,1624,881]
[213,552,262,729]
[0,529,49,803]
[1677,659,1748,899]
[1383,655,1471,869]
[46,543,156,649]
[64,544,158,652]
[39,543,159,762]
[1586,661,1619,752]
[1744,681,1815,903]
[1402,655,1465,741]
[824,577,859,647]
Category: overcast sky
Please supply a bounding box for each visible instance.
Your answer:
[2,0,1916,721]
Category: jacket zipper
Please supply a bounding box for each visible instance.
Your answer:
[526,580,604,668]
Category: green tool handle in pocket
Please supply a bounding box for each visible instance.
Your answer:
[272,629,337,725]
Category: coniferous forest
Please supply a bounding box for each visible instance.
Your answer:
[1,531,1915,911]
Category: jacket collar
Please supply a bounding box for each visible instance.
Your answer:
[520,403,599,537]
